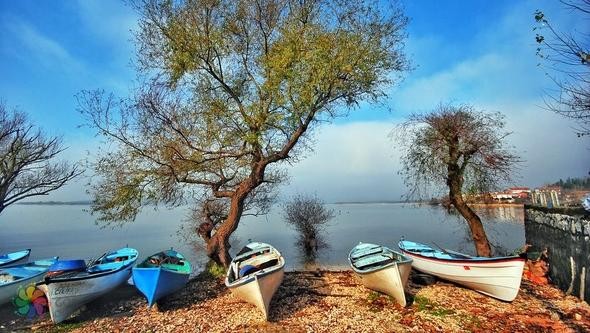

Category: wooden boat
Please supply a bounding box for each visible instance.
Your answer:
[398,240,525,301]
[0,249,31,267]
[132,249,191,306]
[348,242,413,306]
[225,242,285,320]
[40,247,138,323]
[0,257,58,305]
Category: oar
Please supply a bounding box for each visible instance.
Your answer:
[432,242,471,259]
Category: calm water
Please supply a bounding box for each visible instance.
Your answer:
[0,203,525,272]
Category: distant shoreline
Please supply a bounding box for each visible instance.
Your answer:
[331,200,425,205]
[16,200,91,206]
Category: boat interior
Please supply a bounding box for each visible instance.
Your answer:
[350,245,411,272]
[137,251,191,273]
[227,246,280,283]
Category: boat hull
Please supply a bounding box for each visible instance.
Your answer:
[349,243,412,306]
[354,262,412,306]
[399,241,525,302]
[42,265,133,323]
[0,258,57,305]
[132,267,189,306]
[227,267,284,320]
[0,249,31,267]
[225,242,285,320]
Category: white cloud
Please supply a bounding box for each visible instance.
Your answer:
[2,17,86,75]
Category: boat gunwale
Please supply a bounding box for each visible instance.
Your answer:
[43,249,137,284]
[348,243,412,274]
[398,246,525,265]
[225,258,285,288]
[0,257,58,288]
[0,249,32,267]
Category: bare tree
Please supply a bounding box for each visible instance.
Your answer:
[534,1,590,136]
[395,104,520,257]
[282,194,334,258]
[79,0,409,267]
[0,102,80,214]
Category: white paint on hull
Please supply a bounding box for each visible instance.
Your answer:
[228,268,284,320]
[43,266,132,323]
[354,261,412,306]
[405,254,525,301]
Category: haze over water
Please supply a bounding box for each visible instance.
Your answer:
[0,203,524,272]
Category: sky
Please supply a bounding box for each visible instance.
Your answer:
[0,0,588,203]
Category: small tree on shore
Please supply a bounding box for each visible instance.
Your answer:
[282,194,334,258]
[0,102,80,214]
[79,0,409,267]
[395,104,520,257]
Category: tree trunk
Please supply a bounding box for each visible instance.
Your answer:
[447,156,492,257]
[450,193,492,257]
[205,187,250,268]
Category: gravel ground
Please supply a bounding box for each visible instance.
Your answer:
[2,270,589,332]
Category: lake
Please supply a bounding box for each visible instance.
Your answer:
[0,203,525,272]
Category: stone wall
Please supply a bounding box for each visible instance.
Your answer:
[525,206,590,239]
[524,205,590,301]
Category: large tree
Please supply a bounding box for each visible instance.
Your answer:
[0,102,80,214]
[79,0,408,267]
[534,1,590,137]
[396,104,520,257]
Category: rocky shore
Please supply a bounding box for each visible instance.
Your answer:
[3,270,589,332]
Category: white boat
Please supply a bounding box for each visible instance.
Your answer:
[398,240,525,301]
[0,258,58,305]
[225,242,285,320]
[40,247,138,323]
[349,242,413,306]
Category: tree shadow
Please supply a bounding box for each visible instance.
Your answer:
[268,271,334,322]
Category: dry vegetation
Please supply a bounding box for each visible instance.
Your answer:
[3,271,589,332]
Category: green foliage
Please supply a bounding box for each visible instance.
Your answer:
[204,260,226,279]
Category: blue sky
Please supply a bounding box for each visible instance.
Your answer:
[1,0,588,202]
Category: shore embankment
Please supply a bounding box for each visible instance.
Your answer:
[3,270,589,332]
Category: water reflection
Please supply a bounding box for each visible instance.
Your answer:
[525,219,589,301]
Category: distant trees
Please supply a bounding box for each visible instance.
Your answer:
[395,104,520,256]
[550,176,590,189]
[282,194,334,259]
[534,1,590,137]
[0,102,80,214]
[79,0,409,267]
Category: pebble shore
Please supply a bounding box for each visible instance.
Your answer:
[3,270,589,332]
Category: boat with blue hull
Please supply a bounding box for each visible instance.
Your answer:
[132,249,191,307]
[0,249,31,267]
[0,257,58,305]
[349,242,413,306]
[40,247,138,323]
[398,240,525,301]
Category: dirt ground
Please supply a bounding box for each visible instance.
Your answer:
[1,270,589,332]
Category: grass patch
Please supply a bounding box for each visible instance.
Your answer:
[365,291,396,312]
[47,321,84,332]
[414,295,455,317]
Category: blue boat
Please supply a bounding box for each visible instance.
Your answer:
[0,249,31,267]
[0,257,58,305]
[132,249,191,306]
[41,247,138,323]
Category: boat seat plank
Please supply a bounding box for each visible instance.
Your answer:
[354,254,394,269]
[350,247,383,260]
